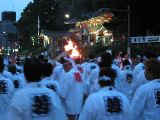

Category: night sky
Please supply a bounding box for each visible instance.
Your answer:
[0,0,32,21]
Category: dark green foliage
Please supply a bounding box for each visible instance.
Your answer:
[17,0,59,50]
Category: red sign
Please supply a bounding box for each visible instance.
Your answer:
[74,72,82,82]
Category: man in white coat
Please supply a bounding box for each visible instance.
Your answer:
[40,63,61,96]
[8,64,26,90]
[85,55,99,82]
[79,68,129,120]
[131,51,157,97]
[52,57,65,82]
[118,60,133,101]
[61,58,85,120]
[129,59,160,120]
[0,57,14,120]
[7,58,67,120]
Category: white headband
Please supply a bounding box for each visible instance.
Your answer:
[99,76,111,81]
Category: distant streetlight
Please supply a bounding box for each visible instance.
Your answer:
[111,38,114,42]
[65,14,70,19]
[99,5,131,58]
[3,32,6,34]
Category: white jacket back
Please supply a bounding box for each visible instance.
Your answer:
[130,79,160,120]
[79,87,130,120]
[61,68,85,114]
[0,75,14,120]
[7,82,67,120]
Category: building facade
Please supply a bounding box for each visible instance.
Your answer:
[0,11,18,54]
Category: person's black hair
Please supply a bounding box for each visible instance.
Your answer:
[24,58,42,82]
[144,51,157,59]
[16,57,22,65]
[60,57,65,64]
[144,58,160,80]
[140,57,143,63]
[83,56,89,62]
[43,58,48,63]
[123,59,130,67]
[75,58,81,64]
[99,61,107,68]
[42,63,53,77]
[0,56,4,73]
[38,55,44,62]
[100,52,112,67]
[88,54,95,59]
[98,67,117,87]
[8,64,17,74]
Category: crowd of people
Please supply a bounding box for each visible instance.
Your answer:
[0,51,160,120]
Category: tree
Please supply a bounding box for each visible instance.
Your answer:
[17,0,59,50]
[34,0,58,30]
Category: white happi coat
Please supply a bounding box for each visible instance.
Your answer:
[74,64,89,95]
[7,82,67,120]
[85,62,99,80]
[74,64,85,80]
[79,87,129,120]
[130,79,160,120]
[112,64,122,92]
[118,66,133,101]
[131,70,148,97]
[52,64,63,82]
[61,68,85,115]
[74,64,84,75]
[87,67,100,94]
[0,74,14,120]
[3,70,12,79]
[112,64,121,73]
[16,64,24,73]
[40,77,61,96]
[81,62,88,80]
[85,62,100,93]
[8,73,26,90]
[133,62,144,77]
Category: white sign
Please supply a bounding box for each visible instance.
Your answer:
[131,35,160,43]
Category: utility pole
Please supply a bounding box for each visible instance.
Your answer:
[38,15,40,36]
[127,5,131,58]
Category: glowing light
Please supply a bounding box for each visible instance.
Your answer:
[71,47,79,57]
[65,14,70,19]
[111,38,113,42]
[64,40,73,51]
[64,40,80,58]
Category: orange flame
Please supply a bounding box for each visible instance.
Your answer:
[64,40,80,58]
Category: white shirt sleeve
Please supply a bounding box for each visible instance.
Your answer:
[130,70,147,97]
[7,106,23,120]
[7,92,24,120]
[50,93,68,120]
[79,96,96,120]
[61,75,70,99]
[129,86,148,120]
[122,95,130,120]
